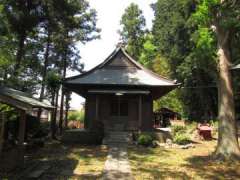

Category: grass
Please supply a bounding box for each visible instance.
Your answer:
[1,141,108,180]
[128,139,240,180]
[35,141,108,179]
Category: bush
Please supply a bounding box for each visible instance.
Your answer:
[209,120,218,129]
[137,134,153,146]
[171,125,187,136]
[209,120,218,137]
[68,110,84,123]
[185,121,197,134]
[171,124,192,145]
[173,133,191,145]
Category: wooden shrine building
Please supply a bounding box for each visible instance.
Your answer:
[64,45,179,132]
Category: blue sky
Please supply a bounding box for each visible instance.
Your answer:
[69,0,156,109]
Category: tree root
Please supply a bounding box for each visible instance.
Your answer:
[212,151,240,162]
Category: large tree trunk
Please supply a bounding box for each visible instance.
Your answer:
[50,88,59,139]
[58,88,65,134]
[14,32,26,76]
[37,31,51,121]
[59,56,67,135]
[64,104,69,129]
[214,28,240,159]
[50,91,56,139]
[64,92,71,128]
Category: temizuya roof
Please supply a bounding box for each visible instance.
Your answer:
[64,46,179,98]
[0,86,54,111]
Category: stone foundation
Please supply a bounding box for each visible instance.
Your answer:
[62,129,103,145]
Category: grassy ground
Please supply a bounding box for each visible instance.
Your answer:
[128,139,240,180]
[32,141,108,180]
[1,141,108,180]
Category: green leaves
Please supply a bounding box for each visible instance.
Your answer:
[68,110,84,122]
[195,28,214,49]
[193,0,240,30]
[151,0,218,120]
[139,34,157,68]
[120,3,146,59]
[154,89,184,115]
[45,70,61,92]
[0,0,100,96]
[192,0,220,25]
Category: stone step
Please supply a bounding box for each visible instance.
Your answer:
[104,138,129,142]
[106,131,127,134]
[102,140,128,145]
[106,135,128,138]
[104,135,130,139]
[105,137,129,140]
[27,164,50,179]
[107,131,128,134]
[105,138,130,142]
[103,131,132,145]
[106,131,129,135]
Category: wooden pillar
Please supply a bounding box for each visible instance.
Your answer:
[84,96,88,129]
[138,95,142,131]
[96,95,99,122]
[0,112,5,156]
[18,110,26,147]
[18,110,26,165]
[150,97,154,129]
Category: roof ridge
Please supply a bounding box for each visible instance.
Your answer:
[64,46,179,86]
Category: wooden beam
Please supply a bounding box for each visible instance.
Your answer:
[0,112,5,156]
[138,95,142,131]
[18,110,26,147]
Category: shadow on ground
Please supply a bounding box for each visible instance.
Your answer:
[0,141,107,180]
[184,154,240,179]
[128,146,192,179]
[128,142,240,179]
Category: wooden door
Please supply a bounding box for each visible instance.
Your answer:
[109,95,129,130]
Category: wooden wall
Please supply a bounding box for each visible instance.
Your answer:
[85,94,153,131]
[141,95,153,130]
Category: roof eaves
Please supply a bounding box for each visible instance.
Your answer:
[120,47,179,85]
[64,46,180,86]
[64,47,122,82]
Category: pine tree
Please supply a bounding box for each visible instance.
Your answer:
[119,3,146,60]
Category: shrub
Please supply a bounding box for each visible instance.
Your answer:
[209,120,218,137]
[173,133,191,145]
[68,110,84,123]
[171,125,187,136]
[183,121,198,134]
[209,120,218,129]
[137,134,153,146]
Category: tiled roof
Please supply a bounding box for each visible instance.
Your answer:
[65,47,179,87]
